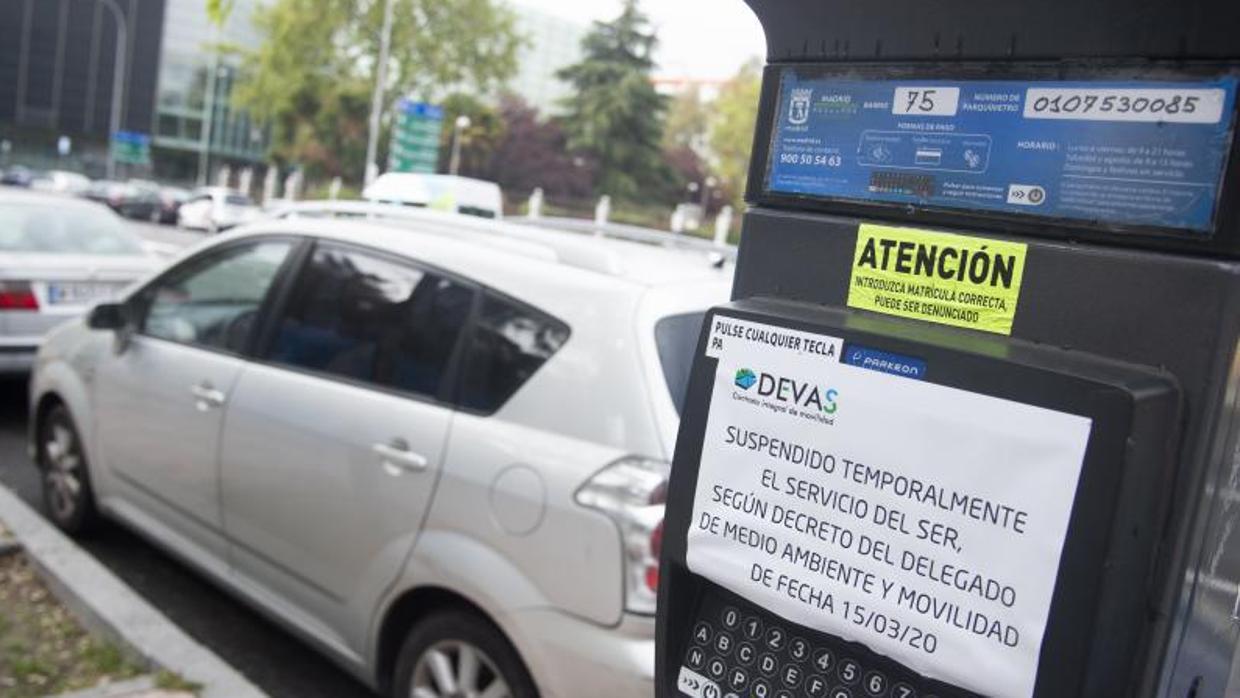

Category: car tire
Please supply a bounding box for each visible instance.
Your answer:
[37,404,99,535]
[392,609,538,698]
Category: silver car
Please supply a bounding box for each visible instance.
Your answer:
[0,190,156,373]
[29,209,732,697]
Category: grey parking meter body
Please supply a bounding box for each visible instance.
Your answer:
[656,2,1240,697]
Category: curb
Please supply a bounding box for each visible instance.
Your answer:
[0,483,266,698]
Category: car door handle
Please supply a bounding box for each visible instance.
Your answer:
[373,440,429,474]
[190,382,226,410]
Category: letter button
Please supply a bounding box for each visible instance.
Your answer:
[686,645,706,670]
[864,670,888,696]
[736,642,756,665]
[774,691,794,698]
[803,674,829,697]
[707,658,727,680]
[781,663,802,689]
[788,637,810,661]
[693,621,714,645]
[729,667,750,691]
[715,632,735,656]
[831,688,854,698]
[721,606,742,629]
[750,678,772,698]
[757,653,779,677]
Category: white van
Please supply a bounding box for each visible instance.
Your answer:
[363,172,504,219]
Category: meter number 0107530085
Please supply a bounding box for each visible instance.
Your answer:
[1022,87,1225,124]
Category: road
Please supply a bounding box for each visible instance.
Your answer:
[0,220,375,698]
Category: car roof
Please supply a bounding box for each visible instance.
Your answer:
[0,188,115,211]
[232,207,733,323]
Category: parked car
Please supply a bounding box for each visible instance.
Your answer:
[30,170,92,195]
[156,186,190,225]
[177,187,260,232]
[29,207,733,698]
[363,172,504,219]
[1,166,37,188]
[0,190,157,373]
[82,180,162,221]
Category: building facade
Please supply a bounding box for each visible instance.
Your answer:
[508,6,586,116]
[0,0,167,175]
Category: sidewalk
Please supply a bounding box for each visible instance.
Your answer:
[0,483,265,698]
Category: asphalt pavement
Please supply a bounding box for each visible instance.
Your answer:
[0,220,376,698]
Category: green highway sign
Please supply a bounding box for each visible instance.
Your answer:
[388,100,443,174]
[110,130,151,166]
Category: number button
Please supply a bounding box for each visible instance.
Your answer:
[685,645,705,670]
[721,606,742,630]
[780,663,802,689]
[707,657,726,680]
[831,688,854,698]
[751,679,772,698]
[742,616,764,640]
[863,670,888,696]
[838,658,861,685]
[736,642,756,666]
[715,632,734,656]
[757,653,779,677]
[803,674,830,697]
[692,621,713,646]
[812,648,834,673]
[789,637,810,661]
[891,682,917,698]
[764,626,786,651]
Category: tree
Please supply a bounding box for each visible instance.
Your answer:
[556,0,667,201]
[231,0,521,181]
[663,86,709,153]
[709,59,762,211]
[435,93,504,178]
[479,95,595,201]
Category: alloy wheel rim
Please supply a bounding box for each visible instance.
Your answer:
[410,639,510,698]
[43,422,82,521]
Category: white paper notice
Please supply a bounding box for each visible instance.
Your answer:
[688,315,1092,698]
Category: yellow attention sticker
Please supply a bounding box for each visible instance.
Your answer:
[848,224,1027,335]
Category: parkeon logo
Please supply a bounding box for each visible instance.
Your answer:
[735,368,758,390]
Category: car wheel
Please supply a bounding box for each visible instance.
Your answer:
[38,404,99,535]
[392,609,538,698]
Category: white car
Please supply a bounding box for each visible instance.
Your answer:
[177,187,260,232]
[29,206,732,697]
[0,190,157,372]
[364,172,505,219]
[31,170,92,196]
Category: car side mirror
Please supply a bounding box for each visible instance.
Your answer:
[87,302,127,330]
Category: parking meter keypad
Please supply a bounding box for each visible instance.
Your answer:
[676,588,975,698]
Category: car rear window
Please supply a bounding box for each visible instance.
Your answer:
[655,312,706,415]
[458,293,569,413]
[226,194,254,206]
[0,202,144,255]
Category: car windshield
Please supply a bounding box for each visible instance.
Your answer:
[655,311,707,415]
[226,194,254,207]
[0,202,145,255]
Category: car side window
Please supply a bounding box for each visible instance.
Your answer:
[267,244,474,398]
[459,293,570,414]
[139,240,293,352]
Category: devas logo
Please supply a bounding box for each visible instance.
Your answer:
[735,367,839,414]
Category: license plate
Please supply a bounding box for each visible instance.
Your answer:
[46,282,122,305]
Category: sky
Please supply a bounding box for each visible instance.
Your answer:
[510,0,767,81]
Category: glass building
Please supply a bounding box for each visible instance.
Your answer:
[151,0,268,183]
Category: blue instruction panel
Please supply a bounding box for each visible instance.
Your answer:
[765,72,1238,233]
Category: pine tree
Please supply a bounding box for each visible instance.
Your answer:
[556,0,667,201]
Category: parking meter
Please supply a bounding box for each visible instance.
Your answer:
[656,1,1240,697]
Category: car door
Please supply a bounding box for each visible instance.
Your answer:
[94,239,297,559]
[219,241,474,638]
